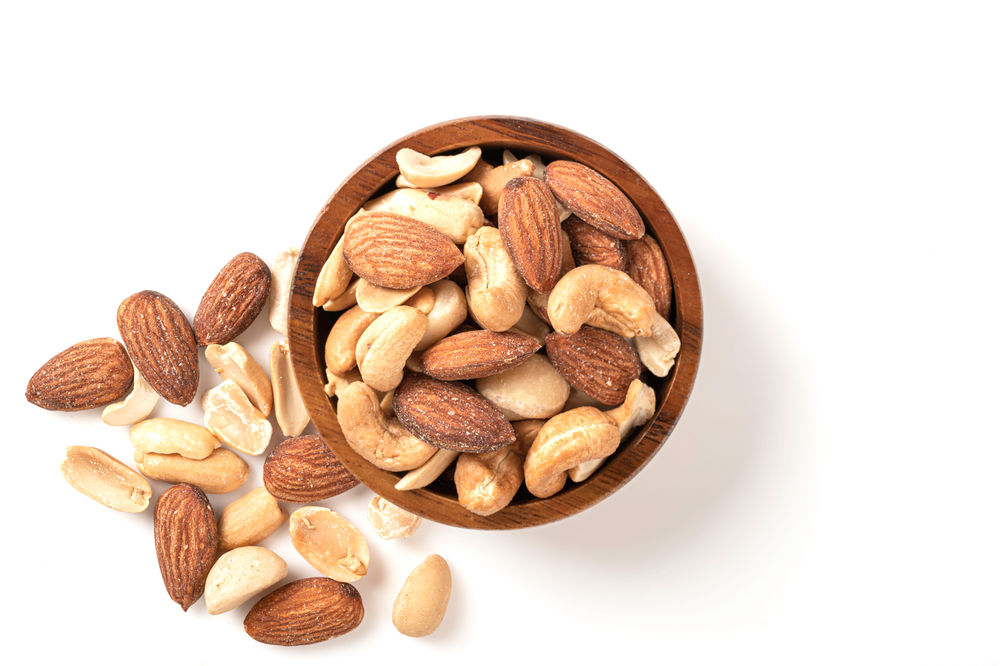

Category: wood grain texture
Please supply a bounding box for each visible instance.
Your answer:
[287,116,703,530]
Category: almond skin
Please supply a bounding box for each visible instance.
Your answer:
[544,161,645,240]
[193,252,271,346]
[117,290,199,406]
[25,338,133,411]
[420,330,540,381]
[393,373,516,453]
[342,211,464,290]
[244,578,364,646]
[498,177,562,293]
[545,326,643,405]
[562,215,627,270]
[626,234,673,318]
[154,483,218,612]
[263,435,360,503]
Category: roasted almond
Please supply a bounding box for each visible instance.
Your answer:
[419,330,540,381]
[193,252,271,346]
[153,483,218,612]
[25,337,133,411]
[117,290,199,406]
[393,373,515,453]
[498,176,562,293]
[545,326,643,405]
[544,160,645,240]
[244,578,364,646]
[263,435,359,503]
[626,234,673,318]
[562,214,627,270]
[342,211,464,290]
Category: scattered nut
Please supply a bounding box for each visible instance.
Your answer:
[217,486,289,553]
[355,306,427,392]
[201,380,273,456]
[154,483,218,612]
[193,252,271,346]
[26,337,134,412]
[130,417,221,460]
[476,353,569,420]
[205,342,273,417]
[396,146,482,188]
[101,366,159,426]
[465,226,528,331]
[60,446,152,512]
[367,496,423,539]
[270,339,311,437]
[268,246,299,337]
[135,447,249,495]
[289,507,370,583]
[263,434,359,502]
[392,554,451,637]
[337,381,438,472]
[244,578,364,646]
[205,546,288,615]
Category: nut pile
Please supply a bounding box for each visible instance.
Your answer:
[320,146,681,513]
[26,246,451,645]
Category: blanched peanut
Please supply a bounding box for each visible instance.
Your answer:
[392,555,451,637]
[414,280,467,351]
[130,418,221,460]
[60,446,151,512]
[476,354,569,420]
[217,487,289,553]
[289,507,369,583]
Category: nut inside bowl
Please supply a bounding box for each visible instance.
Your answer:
[289,116,702,529]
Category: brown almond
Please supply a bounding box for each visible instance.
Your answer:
[545,326,643,405]
[562,215,627,270]
[193,252,271,346]
[544,161,645,240]
[420,330,540,381]
[244,578,364,646]
[117,290,199,406]
[626,234,673,318]
[342,211,464,290]
[393,373,515,453]
[154,483,218,612]
[25,338,133,411]
[263,435,360,503]
[498,177,562,293]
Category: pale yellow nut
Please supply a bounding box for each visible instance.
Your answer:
[567,380,656,483]
[60,446,152,512]
[396,146,482,188]
[270,339,311,437]
[455,444,525,516]
[129,417,221,460]
[394,448,459,491]
[324,368,362,399]
[404,286,435,315]
[101,366,159,426]
[322,277,359,312]
[289,507,370,583]
[325,305,380,375]
[509,304,550,346]
[205,546,288,615]
[135,447,249,494]
[393,555,451,637]
[337,382,438,472]
[388,188,485,244]
[469,158,535,216]
[268,246,299,336]
[414,279,467,351]
[523,407,620,498]
[355,306,427,392]
[476,354,569,421]
[634,312,681,377]
[547,264,655,338]
[313,233,353,307]
[464,226,527,332]
[355,279,421,314]
[202,380,273,456]
[217,486,289,553]
[367,496,423,540]
[205,342,273,417]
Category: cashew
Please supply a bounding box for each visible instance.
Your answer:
[414,280,467,350]
[363,190,396,211]
[325,305,380,375]
[394,448,460,490]
[324,368,362,399]
[321,277,359,312]
[313,234,353,307]
[464,226,527,332]
[547,264,655,338]
[289,507,369,583]
[388,189,485,244]
[476,354,569,421]
[523,407,620,498]
[205,342,273,417]
[454,421,542,516]
[509,303,550,346]
[396,146,482,188]
[337,382,438,472]
[367,496,423,540]
[567,379,656,483]
[270,339,310,437]
[268,246,299,336]
[355,306,428,392]
[101,366,159,426]
[634,312,681,377]
[432,181,483,205]
[202,380,273,456]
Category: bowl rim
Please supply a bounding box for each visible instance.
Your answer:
[288,115,703,529]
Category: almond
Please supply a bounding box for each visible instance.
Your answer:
[263,435,360,503]
[117,290,199,406]
[544,160,645,240]
[244,578,364,646]
[153,483,218,612]
[25,338,133,411]
[498,177,563,293]
[393,373,515,453]
[342,211,464,290]
[626,234,673,318]
[193,252,271,346]
[545,326,643,405]
[419,330,540,381]
[562,214,627,270]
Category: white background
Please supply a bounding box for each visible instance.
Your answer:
[2,2,997,663]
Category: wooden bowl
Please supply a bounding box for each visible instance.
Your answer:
[288,116,703,529]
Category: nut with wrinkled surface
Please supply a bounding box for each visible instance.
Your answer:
[325,305,380,375]
[205,546,288,615]
[547,264,655,338]
[498,176,563,293]
[396,146,482,188]
[420,329,540,381]
[101,366,159,426]
[355,306,427,392]
[562,214,627,270]
[475,353,569,421]
[135,447,249,494]
[367,496,423,540]
[217,486,289,553]
[26,337,134,412]
[414,279,467,351]
[526,229,576,325]
[205,342,273,417]
[263,434,359,502]
[268,247,299,337]
[455,441,527,516]
[202,380,273,456]
[244,578,364,646]
[193,252,271,346]
[270,339,311,437]
[545,326,643,406]
[289,507,370,583]
[337,382,438,472]
[465,226,527,332]
[130,417,221,460]
[60,446,152,512]
[154,483,218,612]
[626,234,673,318]
[544,160,645,240]
[634,312,681,377]
[392,555,451,637]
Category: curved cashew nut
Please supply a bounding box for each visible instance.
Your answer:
[337,382,438,472]
[523,407,620,498]
[568,379,656,483]
[355,306,427,392]
[453,417,546,516]
[634,313,681,377]
[396,146,482,188]
[102,366,159,426]
[388,189,485,244]
[414,280,467,351]
[547,265,655,338]
[325,368,362,399]
[325,305,380,375]
[464,227,527,332]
